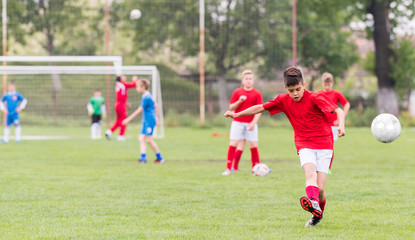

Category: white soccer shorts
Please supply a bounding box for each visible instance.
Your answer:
[331,126,338,141]
[229,121,258,142]
[298,148,333,174]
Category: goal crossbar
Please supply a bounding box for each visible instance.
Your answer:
[0,65,158,75]
[0,56,123,75]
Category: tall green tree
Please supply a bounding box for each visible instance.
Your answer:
[120,0,292,112]
[297,0,359,90]
[8,0,94,56]
[347,0,415,115]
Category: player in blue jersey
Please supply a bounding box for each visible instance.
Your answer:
[122,78,164,163]
[0,82,27,143]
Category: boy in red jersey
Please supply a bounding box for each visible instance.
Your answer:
[224,66,345,227]
[316,72,350,141]
[105,75,137,141]
[222,70,263,176]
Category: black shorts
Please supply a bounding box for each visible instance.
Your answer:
[91,114,101,124]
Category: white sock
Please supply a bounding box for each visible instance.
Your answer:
[15,126,21,142]
[91,124,96,139]
[96,124,101,138]
[4,127,10,142]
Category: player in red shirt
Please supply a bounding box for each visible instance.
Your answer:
[316,72,350,141]
[222,70,263,176]
[224,66,345,228]
[105,75,137,141]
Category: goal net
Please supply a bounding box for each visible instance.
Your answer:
[0,56,164,138]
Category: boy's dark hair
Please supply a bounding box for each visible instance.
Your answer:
[139,79,150,90]
[116,76,121,82]
[283,66,304,87]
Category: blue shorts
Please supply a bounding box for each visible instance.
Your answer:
[140,122,155,136]
[6,112,20,126]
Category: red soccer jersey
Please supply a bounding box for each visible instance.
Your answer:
[263,90,338,153]
[316,89,348,126]
[230,87,263,123]
[115,81,137,105]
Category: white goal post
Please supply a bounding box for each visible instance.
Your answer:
[0,56,164,138]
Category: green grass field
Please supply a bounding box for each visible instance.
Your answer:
[1,126,414,239]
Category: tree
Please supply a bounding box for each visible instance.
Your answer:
[348,0,415,115]
[391,38,415,113]
[120,0,293,112]
[297,0,359,90]
[6,0,95,119]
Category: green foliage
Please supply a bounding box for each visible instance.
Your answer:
[117,0,293,78]
[164,109,199,127]
[5,0,106,56]
[1,126,414,238]
[346,107,378,127]
[399,111,415,127]
[391,38,415,100]
[297,0,359,78]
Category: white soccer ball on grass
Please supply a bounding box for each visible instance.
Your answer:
[252,163,270,177]
[130,9,142,20]
[371,113,401,143]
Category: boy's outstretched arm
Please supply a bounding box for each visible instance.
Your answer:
[224,104,265,119]
[122,107,143,125]
[334,107,345,137]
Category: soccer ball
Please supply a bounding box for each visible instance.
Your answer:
[130,9,142,20]
[371,113,401,143]
[252,163,270,177]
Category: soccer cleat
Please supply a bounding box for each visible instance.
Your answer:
[300,196,322,218]
[1,140,8,144]
[305,215,322,228]
[231,168,239,172]
[138,159,147,163]
[154,159,165,164]
[105,130,112,140]
[15,140,21,143]
[222,169,231,176]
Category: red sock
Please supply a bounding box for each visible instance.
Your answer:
[226,146,236,170]
[320,199,326,213]
[250,147,260,168]
[305,186,320,201]
[233,150,243,170]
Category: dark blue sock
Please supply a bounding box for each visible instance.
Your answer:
[156,152,163,160]
[140,153,146,161]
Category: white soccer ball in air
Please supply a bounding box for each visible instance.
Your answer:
[371,113,401,143]
[130,9,142,20]
[252,163,270,177]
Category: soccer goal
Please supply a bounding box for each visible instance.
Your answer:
[0,56,164,138]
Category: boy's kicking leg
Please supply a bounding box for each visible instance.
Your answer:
[298,149,332,228]
[300,162,322,218]
[305,172,327,228]
[298,149,323,219]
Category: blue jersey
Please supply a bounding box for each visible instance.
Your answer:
[1,91,26,113]
[140,92,156,126]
